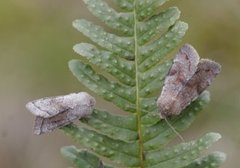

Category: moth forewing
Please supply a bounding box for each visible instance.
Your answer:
[168,59,221,117]
[26,92,96,135]
[157,44,221,118]
[157,44,200,118]
[26,96,66,118]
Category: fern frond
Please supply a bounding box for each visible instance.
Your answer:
[144,133,221,167]
[184,152,226,168]
[61,146,114,168]
[73,43,135,86]
[73,19,134,59]
[62,125,140,166]
[63,0,225,167]
[82,109,138,142]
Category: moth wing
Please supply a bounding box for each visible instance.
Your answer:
[28,92,96,134]
[33,110,74,135]
[170,59,221,116]
[162,44,200,95]
[158,44,200,118]
[33,104,93,135]
[26,96,68,118]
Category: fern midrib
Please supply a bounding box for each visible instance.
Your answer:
[133,1,144,168]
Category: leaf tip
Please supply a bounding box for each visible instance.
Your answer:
[206,132,222,142]
[72,19,80,29]
[68,59,78,69]
[61,146,78,160]
[212,151,227,163]
[170,6,181,14]
[199,90,210,104]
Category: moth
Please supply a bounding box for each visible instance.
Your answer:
[26,92,96,135]
[157,44,221,118]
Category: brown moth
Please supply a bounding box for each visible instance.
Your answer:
[26,92,96,135]
[157,44,221,118]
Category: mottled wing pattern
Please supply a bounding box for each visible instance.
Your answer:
[34,110,71,135]
[168,59,221,117]
[26,96,67,118]
[157,44,200,118]
[26,92,96,135]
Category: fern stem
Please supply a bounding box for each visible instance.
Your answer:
[133,1,144,167]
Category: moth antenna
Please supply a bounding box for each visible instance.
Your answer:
[164,118,185,142]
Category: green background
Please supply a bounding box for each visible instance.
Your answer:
[0,0,239,167]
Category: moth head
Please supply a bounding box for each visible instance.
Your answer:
[67,92,96,117]
[158,95,181,118]
[65,92,96,108]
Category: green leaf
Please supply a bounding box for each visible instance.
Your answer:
[62,125,140,166]
[83,0,134,35]
[69,60,136,112]
[61,146,114,168]
[63,0,225,167]
[73,43,135,86]
[81,109,138,142]
[136,0,170,21]
[137,7,180,45]
[112,0,134,11]
[138,21,188,71]
[184,152,226,168]
[73,19,134,60]
[144,133,221,167]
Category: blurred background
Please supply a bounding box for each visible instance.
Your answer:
[0,0,239,167]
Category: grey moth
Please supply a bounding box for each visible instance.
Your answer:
[26,92,96,135]
[157,44,221,118]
